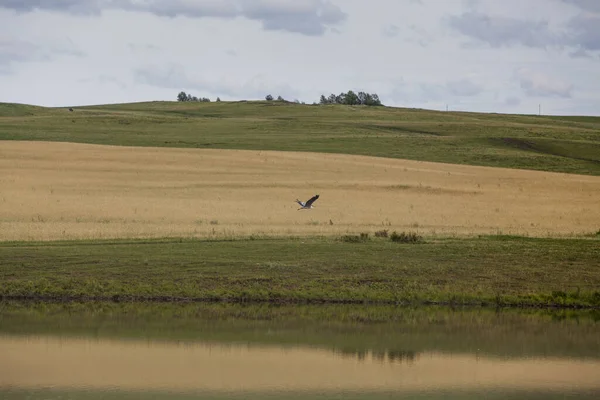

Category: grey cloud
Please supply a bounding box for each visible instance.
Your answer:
[560,0,600,12]
[447,8,600,55]
[503,96,521,106]
[391,78,484,103]
[445,78,483,96]
[446,12,557,48]
[135,64,191,90]
[382,25,400,38]
[0,0,347,36]
[243,1,346,36]
[569,48,594,58]
[127,43,161,54]
[1,0,103,14]
[514,68,573,98]
[406,24,433,47]
[78,75,128,89]
[0,37,84,73]
[416,83,446,101]
[121,0,241,19]
[565,13,600,51]
[382,24,432,46]
[0,39,41,65]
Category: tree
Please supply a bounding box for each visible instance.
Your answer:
[277,95,285,101]
[357,91,367,105]
[265,94,274,101]
[344,90,358,105]
[369,93,382,106]
[317,90,383,106]
[216,97,221,102]
[177,91,188,102]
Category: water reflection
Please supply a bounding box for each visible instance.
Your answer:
[335,348,418,364]
[2,335,599,393]
[1,302,599,398]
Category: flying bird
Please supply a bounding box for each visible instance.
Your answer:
[296,194,320,210]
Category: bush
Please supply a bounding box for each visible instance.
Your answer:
[390,231,422,243]
[340,233,370,243]
[374,229,389,238]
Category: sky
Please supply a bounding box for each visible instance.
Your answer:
[1,0,599,115]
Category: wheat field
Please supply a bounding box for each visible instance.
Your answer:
[1,140,599,241]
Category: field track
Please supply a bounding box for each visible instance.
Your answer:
[1,140,599,241]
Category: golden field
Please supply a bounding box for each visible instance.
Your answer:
[1,140,599,241]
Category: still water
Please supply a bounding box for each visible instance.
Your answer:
[1,302,599,399]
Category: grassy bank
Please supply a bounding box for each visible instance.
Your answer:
[1,101,599,175]
[1,235,599,307]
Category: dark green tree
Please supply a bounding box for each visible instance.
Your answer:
[344,90,358,105]
[318,90,382,106]
[177,91,188,102]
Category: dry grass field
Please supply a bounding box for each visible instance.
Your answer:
[1,140,599,241]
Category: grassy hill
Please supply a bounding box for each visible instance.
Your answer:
[1,101,599,175]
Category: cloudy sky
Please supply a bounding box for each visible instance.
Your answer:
[1,0,599,115]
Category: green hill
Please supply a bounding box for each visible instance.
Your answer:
[1,100,599,175]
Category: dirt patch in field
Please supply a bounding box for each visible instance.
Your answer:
[1,140,599,241]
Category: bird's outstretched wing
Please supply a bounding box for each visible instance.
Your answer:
[295,199,306,207]
[305,194,320,207]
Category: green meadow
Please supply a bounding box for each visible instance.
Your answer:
[1,100,599,175]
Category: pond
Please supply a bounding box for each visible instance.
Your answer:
[1,302,599,399]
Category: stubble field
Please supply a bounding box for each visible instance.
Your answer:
[1,140,599,241]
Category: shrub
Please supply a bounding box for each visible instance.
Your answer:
[390,231,422,243]
[374,229,389,238]
[340,233,370,243]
